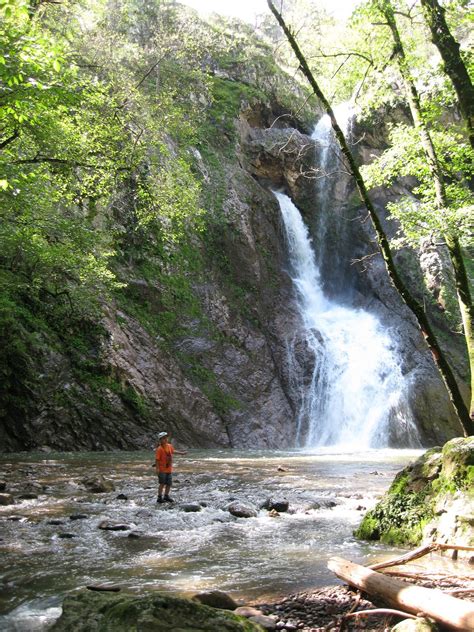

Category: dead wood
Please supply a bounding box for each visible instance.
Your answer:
[328,556,474,630]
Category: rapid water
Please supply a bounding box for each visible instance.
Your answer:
[276,106,421,449]
[0,449,425,630]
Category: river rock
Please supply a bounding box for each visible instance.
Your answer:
[17,492,39,500]
[391,618,438,632]
[116,493,128,500]
[81,476,115,493]
[57,533,76,539]
[0,480,7,491]
[70,514,88,520]
[0,493,14,505]
[193,589,239,610]
[270,499,289,513]
[234,606,264,617]
[51,590,262,631]
[98,521,130,531]
[249,615,277,629]
[180,503,202,512]
[228,502,257,519]
[48,519,64,525]
[86,584,121,592]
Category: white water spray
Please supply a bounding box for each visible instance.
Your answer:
[276,106,420,449]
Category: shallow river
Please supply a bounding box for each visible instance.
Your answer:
[0,448,426,630]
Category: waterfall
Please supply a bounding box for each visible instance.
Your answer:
[275,106,421,449]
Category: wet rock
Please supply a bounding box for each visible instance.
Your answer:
[51,590,261,631]
[70,514,88,520]
[98,521,130,531]
[116,494,128,500]
[320,499,337,509]
[193,589,239,610]
[249,614,277,629]
[277,466,289,472]
[135,509,153,518]
[0,493,14,505]
[180,503,202,512]
[17,493,39,500]
[48,519,64,525]
[0,480,6,491]
[228,502,257,519]
[86,584,121,592]
[127,531,143,539]
[269,499,289,513]
[58,533,76,539]
[81,476,115,493]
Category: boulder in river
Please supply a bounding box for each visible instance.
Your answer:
[261,498,289,513]
[0,480,7,491]
[51,589,261,631]
[179,503,202,512]
[81,476,115,493]
[193,589,239,610]
[0,493,14,505]
[228,502,257,518]
[98,521,130,531]
[356,437,474,556]
[69,514,88,520]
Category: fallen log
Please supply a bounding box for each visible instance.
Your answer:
[328,556,474,631]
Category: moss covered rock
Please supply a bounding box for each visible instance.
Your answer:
[355,438,474,554]
[51,590,264,631]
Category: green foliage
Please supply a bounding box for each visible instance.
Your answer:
[179,355,242,416]
[362,123,474,248]
[355,483,434,545]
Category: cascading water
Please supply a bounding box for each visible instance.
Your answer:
[276,105,421,449]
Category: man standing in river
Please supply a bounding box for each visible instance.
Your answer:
[155,431,187,504]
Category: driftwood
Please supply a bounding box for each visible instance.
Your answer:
[328,556,474,631]
[370,542,474,571]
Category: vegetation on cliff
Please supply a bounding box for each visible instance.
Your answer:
[1,0,472,448]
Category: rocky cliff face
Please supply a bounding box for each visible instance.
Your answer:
[0,33,466,452]
[355,437,474,558]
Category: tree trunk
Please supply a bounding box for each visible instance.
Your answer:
[419,0,474,150]
[266,0,474,436]
[378,0,474,423]
[328,556,474,630]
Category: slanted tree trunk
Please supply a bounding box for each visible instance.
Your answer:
[419,0,474,150]
[266,0,474,436]
[377,0,474,424]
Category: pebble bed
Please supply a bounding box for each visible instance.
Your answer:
[257,585,380,631]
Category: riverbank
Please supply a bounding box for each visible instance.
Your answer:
[255,568,474,631]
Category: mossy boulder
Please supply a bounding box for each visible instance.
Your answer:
[51,590,264,631]
[355,438,474,555]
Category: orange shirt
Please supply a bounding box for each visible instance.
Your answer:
[156,444,174,473]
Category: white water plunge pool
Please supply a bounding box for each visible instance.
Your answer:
[0,448,424,630]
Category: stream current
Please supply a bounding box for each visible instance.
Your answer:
[0,448,423,630]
